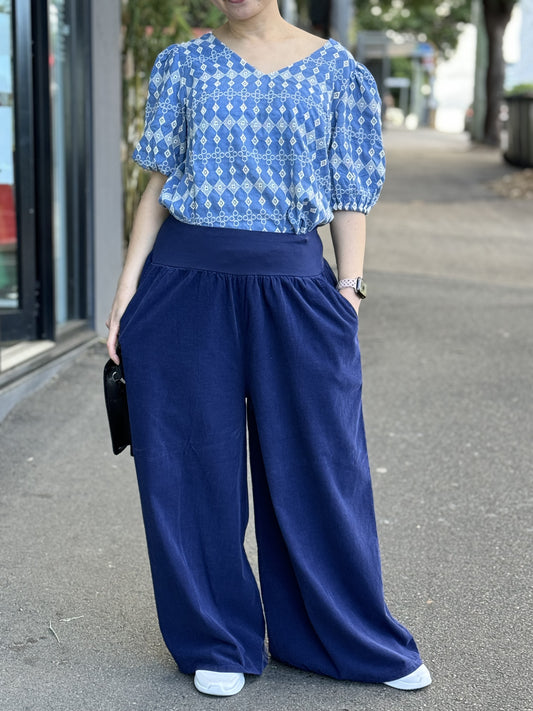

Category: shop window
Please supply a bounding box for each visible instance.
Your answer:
[0,3,18,311]
[0,0,92,372]
[47,0,91,329]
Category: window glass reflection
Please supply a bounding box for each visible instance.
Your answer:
[0,2,18,309]
[48,0,69,324]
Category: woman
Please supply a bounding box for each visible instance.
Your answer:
[107,0,431,698]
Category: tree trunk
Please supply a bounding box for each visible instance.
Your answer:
[482,0,515,145]
[308,0,331,37]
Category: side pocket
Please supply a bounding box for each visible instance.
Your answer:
[321,261,359,323]
[330,282,359,321]
[118,289,142,339]
[119,259,165,339]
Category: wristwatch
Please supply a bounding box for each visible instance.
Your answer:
[336,277,367,299]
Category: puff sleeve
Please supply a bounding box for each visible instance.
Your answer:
[329,61,385,214]
[133,45,187,176]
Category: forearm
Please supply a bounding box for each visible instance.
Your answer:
[107,171,168,361]
[117,172,169,292]
[330,210,366,280]
[330,210,366,313]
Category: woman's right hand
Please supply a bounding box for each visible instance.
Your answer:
[105,172,169,364]
[106,287,137,364]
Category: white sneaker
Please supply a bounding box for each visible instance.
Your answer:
[384,663,432,690]
[194,670,245,696]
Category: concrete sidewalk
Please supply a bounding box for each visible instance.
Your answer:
[1,129,532,710]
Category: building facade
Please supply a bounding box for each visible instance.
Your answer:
[0,0,122,418]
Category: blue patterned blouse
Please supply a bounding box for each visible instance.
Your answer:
[133,32,385,234]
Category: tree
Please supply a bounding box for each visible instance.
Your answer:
[355,0,471,58]
[308,0,332,36]
[355,0,518,144]
[185,1,226,28]
[121,0,190,240]
[482,0,517,144]
[121,1,226,241]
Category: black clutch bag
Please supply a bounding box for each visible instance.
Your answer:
[103,356,131,455]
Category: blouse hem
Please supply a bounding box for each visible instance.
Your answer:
[330,202,372,215]
[132,157,175,178]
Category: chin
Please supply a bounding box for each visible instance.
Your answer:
[216,0,270,15]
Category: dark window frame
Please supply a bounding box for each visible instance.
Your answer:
[0,0,40,342]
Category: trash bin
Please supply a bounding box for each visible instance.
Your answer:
[504,94,533,168]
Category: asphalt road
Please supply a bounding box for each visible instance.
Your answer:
[1,129,532,710]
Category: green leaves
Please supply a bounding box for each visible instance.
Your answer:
[356,0,473,57]
[120,0,227,241]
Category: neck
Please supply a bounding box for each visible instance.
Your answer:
[222,4,288,41]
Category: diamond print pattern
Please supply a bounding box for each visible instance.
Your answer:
[133,33,385,233]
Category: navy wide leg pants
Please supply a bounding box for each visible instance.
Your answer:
[119,217,422,682]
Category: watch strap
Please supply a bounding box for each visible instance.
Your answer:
[336,277,367,298]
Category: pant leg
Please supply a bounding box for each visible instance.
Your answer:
[245,263,422,683]
[119,259,267,675]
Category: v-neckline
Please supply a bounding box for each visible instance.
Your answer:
[209,33,332,78]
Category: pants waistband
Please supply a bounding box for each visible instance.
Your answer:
[151,217,324,277]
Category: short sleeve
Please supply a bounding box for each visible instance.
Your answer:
[329,62,386,214]
[133,45,187,176]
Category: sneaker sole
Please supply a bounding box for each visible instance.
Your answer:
[383,665,432,690]
[384,677,432,690]
[194,674,245,696]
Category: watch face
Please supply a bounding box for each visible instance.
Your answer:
[357,278,367,298]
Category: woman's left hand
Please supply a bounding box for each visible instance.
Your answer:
[338,287,361,315]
